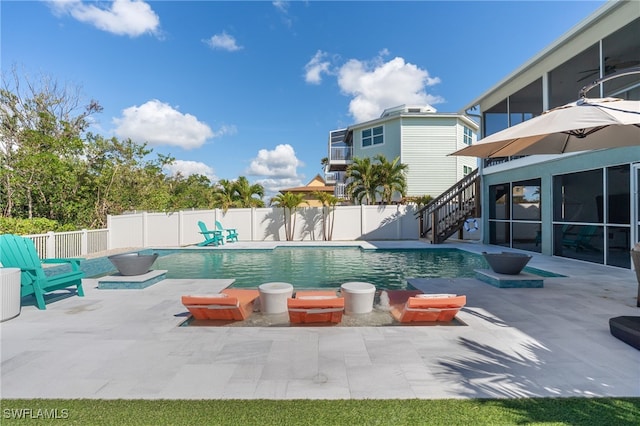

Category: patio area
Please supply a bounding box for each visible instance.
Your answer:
[1,240,638,400]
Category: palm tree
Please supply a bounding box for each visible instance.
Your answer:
[270,191,306,241]
[233,176,265,208]
[314,191,339,240]
[346,157,379,205]
[375,154,408,203]
[212,179,238,212]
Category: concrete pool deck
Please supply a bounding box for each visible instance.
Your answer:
[1,240,639,399]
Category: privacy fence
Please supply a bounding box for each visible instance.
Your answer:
[20,205,419,259]
[108,205,419,249]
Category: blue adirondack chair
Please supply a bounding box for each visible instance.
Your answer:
[0,234,85,310]
[215,221,238,242]
[197,221,224,246]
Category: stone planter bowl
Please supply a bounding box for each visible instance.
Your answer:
[108,253,158,276]
[482,251,532,275]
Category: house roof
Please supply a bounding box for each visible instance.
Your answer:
[279,174,335,193]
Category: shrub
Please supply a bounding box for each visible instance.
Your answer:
[0,217,76,235]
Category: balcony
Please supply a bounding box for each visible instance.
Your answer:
[324,171,346,185]
[334,183,348,199]
[330,147,353,163]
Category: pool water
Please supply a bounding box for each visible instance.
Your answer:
[153,247,495,290]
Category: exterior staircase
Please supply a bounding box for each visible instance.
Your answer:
[415,169,481,244]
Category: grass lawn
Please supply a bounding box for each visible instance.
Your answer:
[1,398,639,425]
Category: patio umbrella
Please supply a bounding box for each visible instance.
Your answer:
[451,97,640,158]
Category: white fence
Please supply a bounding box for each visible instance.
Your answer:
[26,229,109,259]
[107,205,419,249]
[18,205,419,259]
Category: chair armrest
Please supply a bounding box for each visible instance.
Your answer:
[199,230,222,236]
[42,257,84,271]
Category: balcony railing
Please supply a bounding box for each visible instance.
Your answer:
[325,171,347,184]
[330,147,352,162]
[334,183,348,199]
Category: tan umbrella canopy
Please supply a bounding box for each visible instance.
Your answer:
[452,97,640,158]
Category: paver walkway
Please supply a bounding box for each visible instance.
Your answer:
[1,241,638,399]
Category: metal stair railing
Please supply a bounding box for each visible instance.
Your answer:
[414,169,480,243]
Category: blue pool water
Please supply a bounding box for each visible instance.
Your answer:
[152,247,508,290]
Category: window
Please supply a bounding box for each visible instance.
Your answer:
[552,165,631,268]
[512,179,541,221]
[362,126,383,147]
[488,179,542,253]
[463,126,473,145]
[463,166,473,175]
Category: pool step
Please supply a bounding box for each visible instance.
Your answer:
[98,270,167,289]
[474,269,544,288]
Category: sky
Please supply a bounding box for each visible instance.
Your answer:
[2,0,607,200]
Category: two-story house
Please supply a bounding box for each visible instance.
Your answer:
[455,0,640,269]
[324,105,479,202]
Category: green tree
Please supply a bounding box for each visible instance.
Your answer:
[375,154,408,203]
[233,176,265,208]
[169,174,215,210]
[320,157,329,169]
[212,179,239,212]
[270,192,306,241]
[82,135,172,227]
[0,67,101,219]
[346,157,379,205]
[314,191,339,241]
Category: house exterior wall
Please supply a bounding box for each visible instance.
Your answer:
[481,146,639,257]
[352,120,401,161]
[402,117,457,196]
[343,112,479,199]
[460,1,640,268]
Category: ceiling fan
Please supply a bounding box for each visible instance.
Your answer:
[577,57,640,82]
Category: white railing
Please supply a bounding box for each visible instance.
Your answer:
[334,183,347,199]
[24,229,109,259]
[330,147,352,162]
[325,171,347,184]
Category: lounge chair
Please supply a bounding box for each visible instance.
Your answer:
[181,288,260,321]
[197,221,224,246]
[390,293,466,323]
[215,220,238,242]
[0,234,85,310]
[287,290,344,324]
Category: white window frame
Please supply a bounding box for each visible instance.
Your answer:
[463,126,473,145]
[362,125,384,148]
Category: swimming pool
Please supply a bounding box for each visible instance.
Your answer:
[152,247,502,290]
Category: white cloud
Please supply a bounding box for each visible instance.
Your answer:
[245,144,304,201]
[245,144,303,178]
[337,54,444,122]
[203,32,243,51]
[304,50,331,84]
[113,99,221,149]
[272,1,293,28]
[48,0,160,37]
[272,1,289,14]
[164,160,217,182]
[257,177,304,202]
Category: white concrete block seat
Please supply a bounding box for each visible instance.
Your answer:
[258,282,294,314]
[340,282,376,314]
